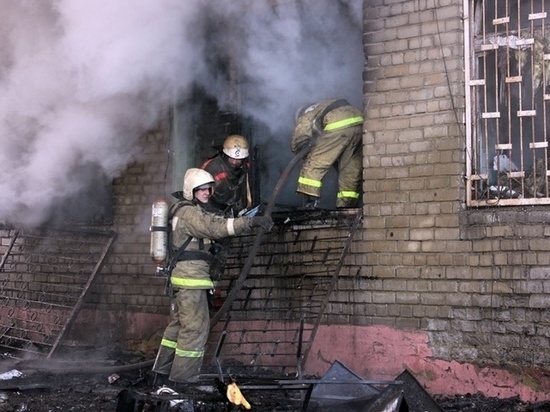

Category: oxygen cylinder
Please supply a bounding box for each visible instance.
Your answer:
[150,199,169,265]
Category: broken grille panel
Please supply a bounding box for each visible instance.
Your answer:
[0,227,116,359]
[206,209,361,378]
[467,0,550,206]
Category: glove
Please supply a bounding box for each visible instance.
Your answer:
[226,382,251,409]
[250,216,273,232]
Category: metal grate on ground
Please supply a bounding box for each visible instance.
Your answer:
[206,209,362,379]
[0,226,116,359]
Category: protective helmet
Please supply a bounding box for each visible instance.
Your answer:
[295,102,317,123]
[182,168,215,201]
[222,135,249,159]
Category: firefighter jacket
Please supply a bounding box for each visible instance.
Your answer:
[169,200,252,291]
[152,200,261,383]
[291,98,363,152]
[201,154,252,216]
[291,98,364,207]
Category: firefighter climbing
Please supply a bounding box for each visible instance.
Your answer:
[150,168,273,385]
[292,98,363,209]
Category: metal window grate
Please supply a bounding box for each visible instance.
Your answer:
[0,227,116,359]
[466,0,550,206]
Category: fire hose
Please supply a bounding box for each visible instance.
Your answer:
[210,144,311,328]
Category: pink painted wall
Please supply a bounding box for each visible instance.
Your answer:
[305,324,550,403]
[69,310,550,403]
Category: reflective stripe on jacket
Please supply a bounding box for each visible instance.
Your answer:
[171,276,214,289]
[291,98,363,153]
[170,201,252,289]
[324,116,364,131]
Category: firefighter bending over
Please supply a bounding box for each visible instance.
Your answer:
[201,134,253,217]
[292,98,363,209]
[152,168,273,385]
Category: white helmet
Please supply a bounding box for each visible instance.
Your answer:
[222,135,249,159]
[182,168,215,201]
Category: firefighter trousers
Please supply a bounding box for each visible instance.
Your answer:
[152,288,209,383]
[296,125,362,207]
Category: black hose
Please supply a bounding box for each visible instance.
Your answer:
[210,144,311,327]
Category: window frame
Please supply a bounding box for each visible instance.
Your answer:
[465,0,550,207]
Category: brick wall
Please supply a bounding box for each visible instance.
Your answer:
[71,119,173,347]
[359,0,550,385]
[8,0,547,400]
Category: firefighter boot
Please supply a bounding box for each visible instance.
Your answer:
[302,195,319,210]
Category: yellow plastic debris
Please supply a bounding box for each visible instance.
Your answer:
[226,382,251,410]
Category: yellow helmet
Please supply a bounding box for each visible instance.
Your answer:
[182,168,215,201]
[223,135,249,159]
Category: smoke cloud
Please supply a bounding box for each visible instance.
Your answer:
[212,1,364,129]
[0,0,363,226]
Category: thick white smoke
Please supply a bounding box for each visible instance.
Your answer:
[0,0,202,226]
[0,0,363,226]
[211,0,364,130]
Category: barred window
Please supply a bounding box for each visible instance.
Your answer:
[466,0,550,206]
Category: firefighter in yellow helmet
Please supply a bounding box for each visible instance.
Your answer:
[152,168,273,385]
[291,98,363,208]
[201,135,253,217]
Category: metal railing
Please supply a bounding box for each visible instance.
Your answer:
[206,209,362,378]
[0,226,116,359]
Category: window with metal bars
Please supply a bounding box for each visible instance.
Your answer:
[466,0,550,206]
